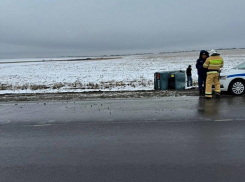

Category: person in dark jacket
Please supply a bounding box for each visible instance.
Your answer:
[186,65,192,87]
[196,50,209,95]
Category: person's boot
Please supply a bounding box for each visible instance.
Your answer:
[215,92,221,99]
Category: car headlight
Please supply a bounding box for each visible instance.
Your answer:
[220,76,227,80]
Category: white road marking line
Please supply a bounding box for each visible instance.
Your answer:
[214,119,234,122]
[32,124,52,127]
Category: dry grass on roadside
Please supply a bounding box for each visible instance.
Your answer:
[0,78,157,91]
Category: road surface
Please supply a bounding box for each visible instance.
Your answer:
[1,96,245,182]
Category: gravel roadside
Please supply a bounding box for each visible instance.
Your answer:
[0,89,203,102]
[0,88,236,102]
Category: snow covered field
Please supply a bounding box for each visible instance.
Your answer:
[0,49,245,94]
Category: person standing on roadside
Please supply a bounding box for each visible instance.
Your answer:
[203,49,224,99]
[196,50,209,95]
[186,65,192,87]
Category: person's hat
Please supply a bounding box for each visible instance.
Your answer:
[209,49,220,56]
[202,52,208,55]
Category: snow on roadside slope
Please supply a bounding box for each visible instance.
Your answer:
[0,49,245,94]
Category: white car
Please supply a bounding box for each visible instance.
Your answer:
[220,62,245,95]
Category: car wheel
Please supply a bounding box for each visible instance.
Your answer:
[229,79,245,95]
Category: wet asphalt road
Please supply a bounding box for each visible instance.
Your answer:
[1,96,245,182]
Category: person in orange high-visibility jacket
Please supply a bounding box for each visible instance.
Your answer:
[203,49,224,98]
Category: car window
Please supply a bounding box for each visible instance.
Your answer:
[234,62,245,69]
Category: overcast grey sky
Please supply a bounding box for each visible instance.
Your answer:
[1,0,245,58]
